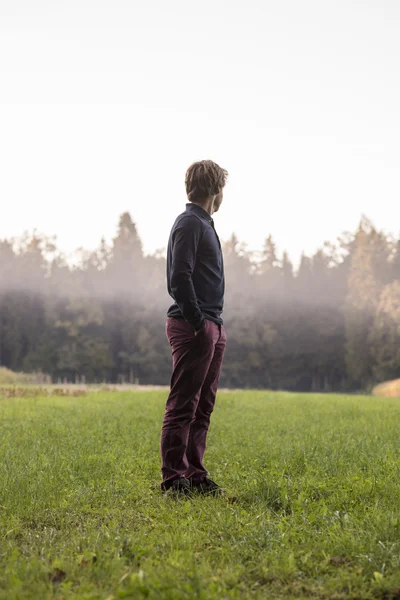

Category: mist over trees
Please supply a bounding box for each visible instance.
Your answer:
[1,212,399,391]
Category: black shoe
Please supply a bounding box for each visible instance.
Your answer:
[189,477,224,496]
[161,477,192,497]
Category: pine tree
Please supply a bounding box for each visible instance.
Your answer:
[391,239,400,282]
[369,281,400,383]
[311,249,331,304]
[281,251,294,297]
[344,222,385,387]
[257,235,282,297]
[296,254,313,302]
[112,212,143,264]
[259,235,278,273]
[108,212,144,297]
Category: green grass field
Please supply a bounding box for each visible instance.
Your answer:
[1,390,400,600]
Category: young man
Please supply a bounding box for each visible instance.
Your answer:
[160,160,228,496]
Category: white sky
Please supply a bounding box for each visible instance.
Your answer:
[0,0,399,263]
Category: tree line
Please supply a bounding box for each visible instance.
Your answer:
[0,212,399,391]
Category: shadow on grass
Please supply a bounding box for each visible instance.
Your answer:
[236,481,292,514]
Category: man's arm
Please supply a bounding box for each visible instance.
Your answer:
[170,216,205,332]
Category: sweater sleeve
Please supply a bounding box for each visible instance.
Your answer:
[169,216,206,331]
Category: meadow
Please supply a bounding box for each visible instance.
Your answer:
[1,389,400,600]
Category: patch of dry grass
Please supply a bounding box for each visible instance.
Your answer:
[0,366,48,386]
[372,379,400,398]
[0,386,88,398]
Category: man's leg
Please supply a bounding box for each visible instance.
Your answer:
[185,324,227,482]
[160,318,217,488]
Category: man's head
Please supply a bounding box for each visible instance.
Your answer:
[185,160,228,214]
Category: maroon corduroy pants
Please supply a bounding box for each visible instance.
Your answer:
[161,317,227,486]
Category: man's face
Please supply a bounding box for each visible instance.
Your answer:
[212,190,224,213]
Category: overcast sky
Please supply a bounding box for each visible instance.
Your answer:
[0,0,399,262]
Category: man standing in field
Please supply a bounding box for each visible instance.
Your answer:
[160,160,228,496]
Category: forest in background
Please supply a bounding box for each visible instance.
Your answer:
[1,212,400,392]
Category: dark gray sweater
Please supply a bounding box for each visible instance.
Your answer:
[166,203,225,331]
